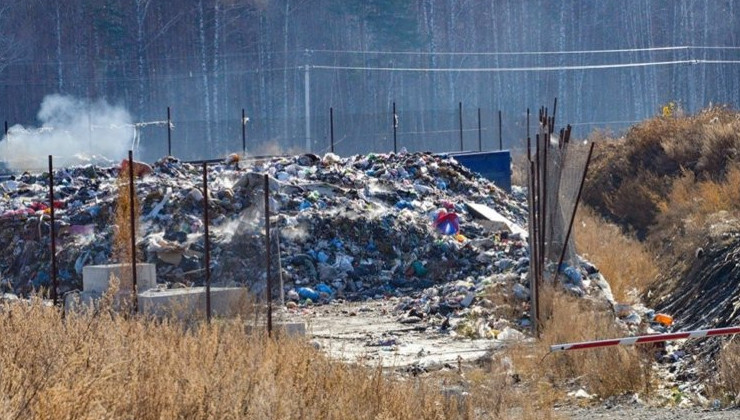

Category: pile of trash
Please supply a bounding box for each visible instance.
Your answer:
[0,150,608,337]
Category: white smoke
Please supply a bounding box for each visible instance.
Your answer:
[0,94,135,171]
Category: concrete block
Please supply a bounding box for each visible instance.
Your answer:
[137,287,251,318]
[245,321,306,337]
[82,264,157,294]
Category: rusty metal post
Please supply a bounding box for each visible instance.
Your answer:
[203,162,211,323]
[167,107,172,156]
[477,108,482,151]
[528,158,539,336]
[554,142,595,285]
[392,102,397,153]
[458,102,463,151]
[48,155,58,306]
[242,108,247,156]
[128,150,138,313]
[330,107,335,154]
[542,132,548,269]
[498,110,503,150]
[264,174,273,336]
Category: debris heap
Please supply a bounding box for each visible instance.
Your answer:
[0,151,608,336]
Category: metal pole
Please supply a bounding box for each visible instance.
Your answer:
[167,106,172,157]
[264,174,273,336]
[392,102,397,153]
[477,108,482,152]
[553,142,595,286]
[526,108,530,140]
[330,107,335,154]
[542,133,548,268]
[304,64,311,153]
[242,108,247,156]
[128,150,138,313]
[458,102,463,151]
[527,157,538,336]
[5,121,8,159]
[48,155,58,306]
[498,110,503,150]
[203,162,211,323]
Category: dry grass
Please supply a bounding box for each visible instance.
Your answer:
[710,339,740,405]
[574,206,659,302]
[530,286,652,398]
[478,286,651,407]
[649,164,740,269]
[0,297,480,419]
[583,105,740,238]
[541,290,651,398]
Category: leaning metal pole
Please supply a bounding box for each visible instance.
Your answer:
[553,142,595,285]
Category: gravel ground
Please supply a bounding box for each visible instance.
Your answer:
[278,299,740,419]
[561,405,739,419]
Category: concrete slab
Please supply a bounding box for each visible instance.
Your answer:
[137,287,251,318]
[82,264,157,294]
[245,321,307,337]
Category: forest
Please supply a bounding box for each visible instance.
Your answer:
[0,0,738,162]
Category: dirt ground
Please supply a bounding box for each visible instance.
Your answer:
[277,299,740,419]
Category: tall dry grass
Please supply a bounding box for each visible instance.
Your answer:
[584,106,740,238]
[710,340,740,406]
[0,297,476,419]
[496,286,652,400]
[574,206,659,302]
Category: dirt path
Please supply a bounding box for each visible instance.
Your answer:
[278,298,504,369]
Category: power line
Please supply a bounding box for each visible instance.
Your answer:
[311,59,740,73]
[310,45,740,56]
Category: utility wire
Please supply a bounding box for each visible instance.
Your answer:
[311,59,740,72]
[309,45,740,56]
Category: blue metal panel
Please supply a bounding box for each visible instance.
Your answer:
[447,150,512,193]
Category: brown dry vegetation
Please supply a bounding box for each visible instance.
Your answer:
[574,206,659,303]
[584,105,740,239]
[0,297,478,420]
[482,286,651,409]
[711,340,740,405]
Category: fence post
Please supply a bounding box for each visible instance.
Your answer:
[128,150,138,313]
[477,108,482,152]
[264,175,273,336]
[330,107,335,154]
[458,102,464,151]
[48,155,58,306]
[393,102,398,153]
[167,107,172,156]
[242,108,247,156]
[498,110,503,150]
[203,162,211,323]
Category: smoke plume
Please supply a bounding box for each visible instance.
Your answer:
[0,94,134,171]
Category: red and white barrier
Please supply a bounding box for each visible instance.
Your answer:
[550,325,740,353]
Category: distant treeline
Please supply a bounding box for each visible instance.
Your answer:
[0,1,738,161]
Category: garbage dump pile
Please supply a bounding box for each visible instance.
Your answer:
[654,215,740,362]
[0,151,611,337]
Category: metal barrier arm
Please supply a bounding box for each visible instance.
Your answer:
[550,326,740,352]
